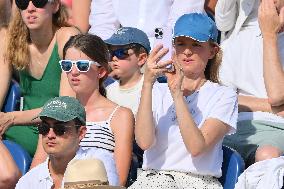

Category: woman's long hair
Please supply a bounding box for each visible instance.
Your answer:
[5,0,69,70]
[204,42,222,83]
[63,34,110,97]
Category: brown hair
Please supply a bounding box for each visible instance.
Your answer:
[204,41,222,83]
[63,34,110,97]
[5,0,69,70]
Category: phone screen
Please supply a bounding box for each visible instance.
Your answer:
[153,27,173,69]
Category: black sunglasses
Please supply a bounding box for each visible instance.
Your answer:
[109,45,137,60]
[15,0,53,10]
[38,122,80,136]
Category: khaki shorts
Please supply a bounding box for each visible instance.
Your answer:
[224,120,284,165]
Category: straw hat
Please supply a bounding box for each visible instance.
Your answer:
[62,159,125,189]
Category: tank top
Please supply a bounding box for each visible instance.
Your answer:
[4,43,61,156]
[80,106,120,153]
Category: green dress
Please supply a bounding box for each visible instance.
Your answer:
[4,43,61,157]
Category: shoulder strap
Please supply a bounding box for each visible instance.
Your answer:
[108,105,120,122]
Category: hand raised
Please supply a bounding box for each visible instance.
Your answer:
[165,54,184,99]
[258,0,284,36]
[144,44,173,85]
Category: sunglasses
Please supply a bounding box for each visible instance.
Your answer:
[109,45,137,60]
[15,0,54,10]
[38,122,80,136]
[59,60,101,73]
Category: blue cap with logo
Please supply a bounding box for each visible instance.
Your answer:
[173,13,218,43]
[105,27,151,53]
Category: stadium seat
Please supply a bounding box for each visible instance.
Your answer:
[3,140,32,175]
[1,80,21,112]
[219,145,245,189]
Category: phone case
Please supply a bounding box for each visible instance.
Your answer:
[154,27,173,69]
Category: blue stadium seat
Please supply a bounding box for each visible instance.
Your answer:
[1,80,21,112]
[3,140,32,175]
[219,145,245,189]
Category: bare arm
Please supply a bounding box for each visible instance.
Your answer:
[166,63,232,156]
[72,0,91,33]
[0,141,21,189]
[215,0,238,32]
[112,107,134,186]
[135,45,171,150]
[238,95,284,116]
[0,29,12,110]
[173,94,230,156]
[258,0,284,106]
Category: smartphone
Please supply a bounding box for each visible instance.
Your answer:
[153,27,173,70]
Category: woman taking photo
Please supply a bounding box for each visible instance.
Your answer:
[130,13,238,188]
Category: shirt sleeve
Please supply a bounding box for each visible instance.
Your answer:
[88,0,120,40]
[215,0,238,32]
[168,0,205,29]
[207,87,238,134]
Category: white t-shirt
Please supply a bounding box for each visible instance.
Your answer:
[106,76,144,116]
[219,31,284,124]
[16,147,119,189]
[89,0,205,47]
[142,81,238,177]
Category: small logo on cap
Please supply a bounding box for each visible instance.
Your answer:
[46,100,67,109]
[116,28,128,35]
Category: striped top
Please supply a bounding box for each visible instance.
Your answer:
[80,106,120,152]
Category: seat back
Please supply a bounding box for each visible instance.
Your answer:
[1,80,21,112]
[3,140,32,175]
[219,145,245,189]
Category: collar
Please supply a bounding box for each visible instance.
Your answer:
[38,158,53,182]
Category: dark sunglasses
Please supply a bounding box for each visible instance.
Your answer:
[109,45,137,60]
[38,122,80,136]
[59,60,101,73]
[15,0,53,10]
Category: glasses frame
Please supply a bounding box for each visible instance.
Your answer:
[59,60,101,73]
[109,44,138,60]
[15,0,54,10]
[38,123,81,136]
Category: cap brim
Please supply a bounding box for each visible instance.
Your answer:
[33,111,83,124]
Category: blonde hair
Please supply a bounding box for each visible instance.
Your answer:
[205,42,222,83]
[5,1,69,70]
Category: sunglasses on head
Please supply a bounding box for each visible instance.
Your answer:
[59,60,101,73]
[15,0,54,10]
[109,45,137,60]
[38,122,80,136]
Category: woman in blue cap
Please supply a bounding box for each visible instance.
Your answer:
[130,13,238,188]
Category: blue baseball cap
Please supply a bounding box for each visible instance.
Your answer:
[173,13,218,43]
[105,27,151,53]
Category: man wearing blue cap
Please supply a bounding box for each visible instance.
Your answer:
[15,96,119,189]
[105,27,151,117]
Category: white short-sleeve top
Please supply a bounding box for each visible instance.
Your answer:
[142,81,238,177]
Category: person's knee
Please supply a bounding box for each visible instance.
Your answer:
[255,145,281,162]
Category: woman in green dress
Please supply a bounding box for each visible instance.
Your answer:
[0,0,79,168]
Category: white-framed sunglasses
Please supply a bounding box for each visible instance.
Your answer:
[59,60,101,73]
